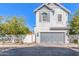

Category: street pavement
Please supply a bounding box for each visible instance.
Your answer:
[0,47,79,56]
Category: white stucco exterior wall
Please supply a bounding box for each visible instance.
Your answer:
[23,34,35,43]
[35,28,69,44]
[35,4,68,28]
[34,3,70,44]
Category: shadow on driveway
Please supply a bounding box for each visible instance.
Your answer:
[0,47,79,56]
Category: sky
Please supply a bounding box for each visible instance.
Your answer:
[0,3,79,31]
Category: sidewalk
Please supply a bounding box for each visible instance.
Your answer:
[0,43,79,48]
[0,43,36,48]
[37,43,79,48]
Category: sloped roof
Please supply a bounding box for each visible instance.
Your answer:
[34,3,71,14]
[33,4,52,12]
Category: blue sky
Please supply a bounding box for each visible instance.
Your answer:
[0,3,79,31]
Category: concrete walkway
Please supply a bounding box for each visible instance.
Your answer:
[0,43,79,48]
[0,44,36,48]
[36,43,79,48]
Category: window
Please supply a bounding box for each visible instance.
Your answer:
[42,12,48,22]
[39,12,50,22]
[52,10,54,15]
[58,14,62,22]
[37,33,39,37]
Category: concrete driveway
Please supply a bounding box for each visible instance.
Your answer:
[0,47,79,56]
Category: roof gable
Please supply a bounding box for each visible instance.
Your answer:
[34,4,52,12]
[54,3,71,13]
[34,3,71,14]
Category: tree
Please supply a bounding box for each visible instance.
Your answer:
[0,16,4,35]
[0,16,31,35]
[0,16,3,24]
[5,16,30,35]
[0,16,31,43]
[69,16,79,34]
[69,9,79,35]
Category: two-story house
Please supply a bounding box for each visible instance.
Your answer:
[34,3,71,44]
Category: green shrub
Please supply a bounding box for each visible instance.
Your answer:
[73,40,78,44]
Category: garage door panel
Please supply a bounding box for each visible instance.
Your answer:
[40,32,65,44]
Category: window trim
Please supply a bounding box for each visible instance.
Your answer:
[40,11,50,22]
[58,14,62,22]
[42,12,48,22]
[37,33,39,37]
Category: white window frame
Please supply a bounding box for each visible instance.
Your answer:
[42,12,48,22]
[58,14,62,22]
[40,11,50,22]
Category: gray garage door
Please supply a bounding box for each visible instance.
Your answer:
[40,32,65,44]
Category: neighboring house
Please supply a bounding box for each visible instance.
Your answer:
[34,3,71,44]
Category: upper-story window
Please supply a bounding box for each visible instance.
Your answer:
[42,12,48,21]
[58,14,62,22]
[40,12,50,22]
